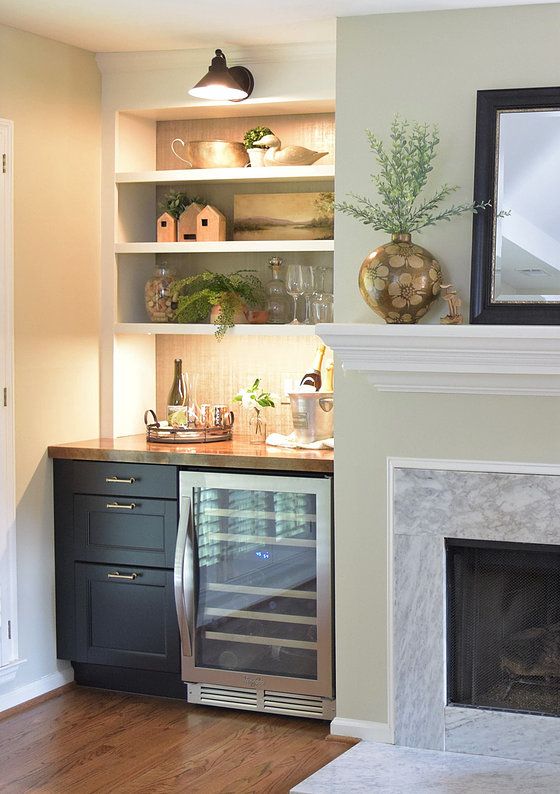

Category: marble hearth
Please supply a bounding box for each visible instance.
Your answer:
[392,462,560,764]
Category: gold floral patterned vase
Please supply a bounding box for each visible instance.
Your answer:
[358,233,442,323]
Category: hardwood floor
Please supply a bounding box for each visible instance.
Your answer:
[0,686,350,793]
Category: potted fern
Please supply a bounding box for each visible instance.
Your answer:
[243,126,274,168]
[171,270,265,340]
[337,117,491,323]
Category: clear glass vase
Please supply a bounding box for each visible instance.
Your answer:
[249,410,267,445]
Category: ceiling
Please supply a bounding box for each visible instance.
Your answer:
[0,0,556,53]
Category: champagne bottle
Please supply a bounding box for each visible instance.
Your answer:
[299,343,326,391]
[167,358,187,425]
[324,360,334,392]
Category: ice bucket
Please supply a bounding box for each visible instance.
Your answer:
[289,392,334,444]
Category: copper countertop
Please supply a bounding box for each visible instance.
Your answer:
[48,434,333,474]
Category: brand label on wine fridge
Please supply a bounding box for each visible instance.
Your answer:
[244,675,264,688]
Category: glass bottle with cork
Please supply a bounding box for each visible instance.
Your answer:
[299,343,326,391]
[324,360,334,392]
[265,257,288,324]
[167,358,188,426]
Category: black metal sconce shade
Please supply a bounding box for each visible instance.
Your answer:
[189,49,254,102]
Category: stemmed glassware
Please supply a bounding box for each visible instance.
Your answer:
[311,266,334,323]
[300,265,315,324]
[286,264,304,325]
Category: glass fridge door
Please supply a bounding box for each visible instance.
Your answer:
[180,471,332,694]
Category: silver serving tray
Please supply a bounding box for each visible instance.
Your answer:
[144,409,232,444]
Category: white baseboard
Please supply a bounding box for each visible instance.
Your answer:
[330,717,394,744]
[0,666,74,713]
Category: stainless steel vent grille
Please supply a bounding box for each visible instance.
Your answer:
[187,683,335,720]
[191,683,259,710]
[264,691,326,718]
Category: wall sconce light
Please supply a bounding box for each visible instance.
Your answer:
[189,49,254,102]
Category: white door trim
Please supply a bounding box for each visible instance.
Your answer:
[0,118,22,678]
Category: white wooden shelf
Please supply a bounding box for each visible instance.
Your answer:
[115,322,320,336]
[116,165,335,185]
[317,323,560,396]
[115,240,334,254]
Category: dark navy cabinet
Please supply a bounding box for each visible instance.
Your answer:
[73,494,177,568]
[74,563,179,671]
[53,459,184,698]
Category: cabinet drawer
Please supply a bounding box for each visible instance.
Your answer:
[74,495,177,568]
[56,460,177,499]
[74,563,180,672]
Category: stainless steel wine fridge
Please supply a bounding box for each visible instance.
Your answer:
[175,470,334,720]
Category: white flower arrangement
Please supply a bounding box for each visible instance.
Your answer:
[233,379,278,439]
[233,378,277,412]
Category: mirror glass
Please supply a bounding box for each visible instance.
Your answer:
[493,109,560,303]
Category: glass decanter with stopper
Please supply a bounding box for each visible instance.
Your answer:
[264,257,288,324]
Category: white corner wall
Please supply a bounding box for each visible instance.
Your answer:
[334,4,560,731]
[0,24,101,708]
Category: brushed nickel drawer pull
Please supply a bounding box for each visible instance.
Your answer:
[105,476,136,484]
[106,502,136,510]
[107,571,138,580]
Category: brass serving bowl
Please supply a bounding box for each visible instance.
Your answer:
[171,138,249,169]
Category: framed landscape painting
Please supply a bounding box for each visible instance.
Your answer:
[233,192,334,241]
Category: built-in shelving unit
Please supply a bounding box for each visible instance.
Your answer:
[114,322,319,336]
[116,240,334,254]
[101,69,336,436]
[116,165,334,185]
[115,155,334,328]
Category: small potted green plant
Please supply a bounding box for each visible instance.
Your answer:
[158,190,205,220]
[172,270,265,340]
[243,126,274,167]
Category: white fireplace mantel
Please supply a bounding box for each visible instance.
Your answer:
[317,324,560,396]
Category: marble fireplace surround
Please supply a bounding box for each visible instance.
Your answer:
[391,459,560,765]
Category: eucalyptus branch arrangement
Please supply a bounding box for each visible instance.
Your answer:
[336,116,491,235]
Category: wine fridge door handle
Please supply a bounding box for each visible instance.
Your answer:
[174,495,193,657]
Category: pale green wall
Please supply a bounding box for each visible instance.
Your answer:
[334,5,560,725]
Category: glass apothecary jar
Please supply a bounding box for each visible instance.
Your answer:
[145,262,176,322]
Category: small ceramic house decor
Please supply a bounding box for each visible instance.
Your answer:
[156,211,177,243]
[178,203,204,242]
[197,205,226,242]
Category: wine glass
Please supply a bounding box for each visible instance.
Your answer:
[286,264,304,325]
[300,265,315,325]
[311,266,334,323]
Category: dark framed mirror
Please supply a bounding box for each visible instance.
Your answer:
[470,87,560,324]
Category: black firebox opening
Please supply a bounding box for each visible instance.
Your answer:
[446,538,560,717]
